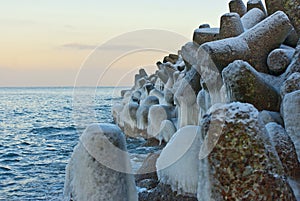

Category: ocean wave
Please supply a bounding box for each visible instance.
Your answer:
[30,126,76,134]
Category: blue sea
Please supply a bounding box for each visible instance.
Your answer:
[0,87,128,200]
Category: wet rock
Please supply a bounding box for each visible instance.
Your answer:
[267,48,295,75]
[282,90,300,162]
[229,0,247,17]
[200,11,293,73]
[222,60,281,111]
[64,124,138,201]
[197,102,296,201]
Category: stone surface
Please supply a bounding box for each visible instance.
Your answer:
[193,28,220,46]
[282,90,300,162]
[259,110,284,126]
[267,48,295,75]
[219,12,244,38]
[229,0,247,17]
[64,124,138,201]
[265,0,300,36]
[283,39,300,80]
[136,152,160,182]
[281,72,300,97]
[241,7,266,30]
[247,0,267,15]
[265,122,300,178]
[197,102,296,201]
[222,60,281,111]
[200,11,293,73]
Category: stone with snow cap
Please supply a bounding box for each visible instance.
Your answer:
[197,102,296,201]
[200,11,293,73]
[241,8,265,30]
[64,123,138,201]
[267,48,295,75]
[247,0,267,15]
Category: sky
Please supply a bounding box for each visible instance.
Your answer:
[0,0,250,87]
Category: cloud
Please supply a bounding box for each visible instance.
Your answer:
[59,43,142,51]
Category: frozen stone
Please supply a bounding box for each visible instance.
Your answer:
[247,0,267,15]
[265,0,300,36]
[229,0,247,17]
[200,11,293,73]
[199,24,210,29]
[282,90,300,162]
[64,123,138,201]
[281,72,300,97]
[219,12,244,38]
[284,28,299,47]
[147,105,174,138]
[241,8,266,30]
[181,42,200,67]
[283,39,300,80]
[193,28,220,46]
[222,60,281,111]
[136,96,159,130]
[197,102,296,201]
[265,122,300,200]
[259,110,284,126]
[136,152,160,182]
[155,119,177,144]
[267,48,295,75]
[265,122,300,177]
[174,68,201,128]
[157,126,201,195]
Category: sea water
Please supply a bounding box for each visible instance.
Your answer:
[0,87,128,200]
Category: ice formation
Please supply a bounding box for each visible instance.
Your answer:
[156,126,201,194]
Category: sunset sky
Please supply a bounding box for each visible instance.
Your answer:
[0,0,250,87]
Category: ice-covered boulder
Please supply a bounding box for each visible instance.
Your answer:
[136,96,159,130]
[282,39,300,80]
[258,110,284,126]
[157,126,201,195]
[241,8,265,30]
[200,11,293,73]
[197,102,296,201]
[267,48,295,75]
[64,123,137,201]
[281,72,300,97]
[265,0,300,37]
[174,68,201,128]
[282,90,300,162]
[222,60,281,111]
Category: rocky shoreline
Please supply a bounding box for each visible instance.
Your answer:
[64,0,300,200]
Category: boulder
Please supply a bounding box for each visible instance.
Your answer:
[258,110,284,126]
[241,8,266,30]
[267,48,295,75]
[282,90,300,162]
[229,0,247,17]
[200,11,293,73]
[64,124,138,201]
[265,0,300,37]
[197,102,296,201]
[281,72,300,97]
[247,0,267,15]
[222,60,281,111]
